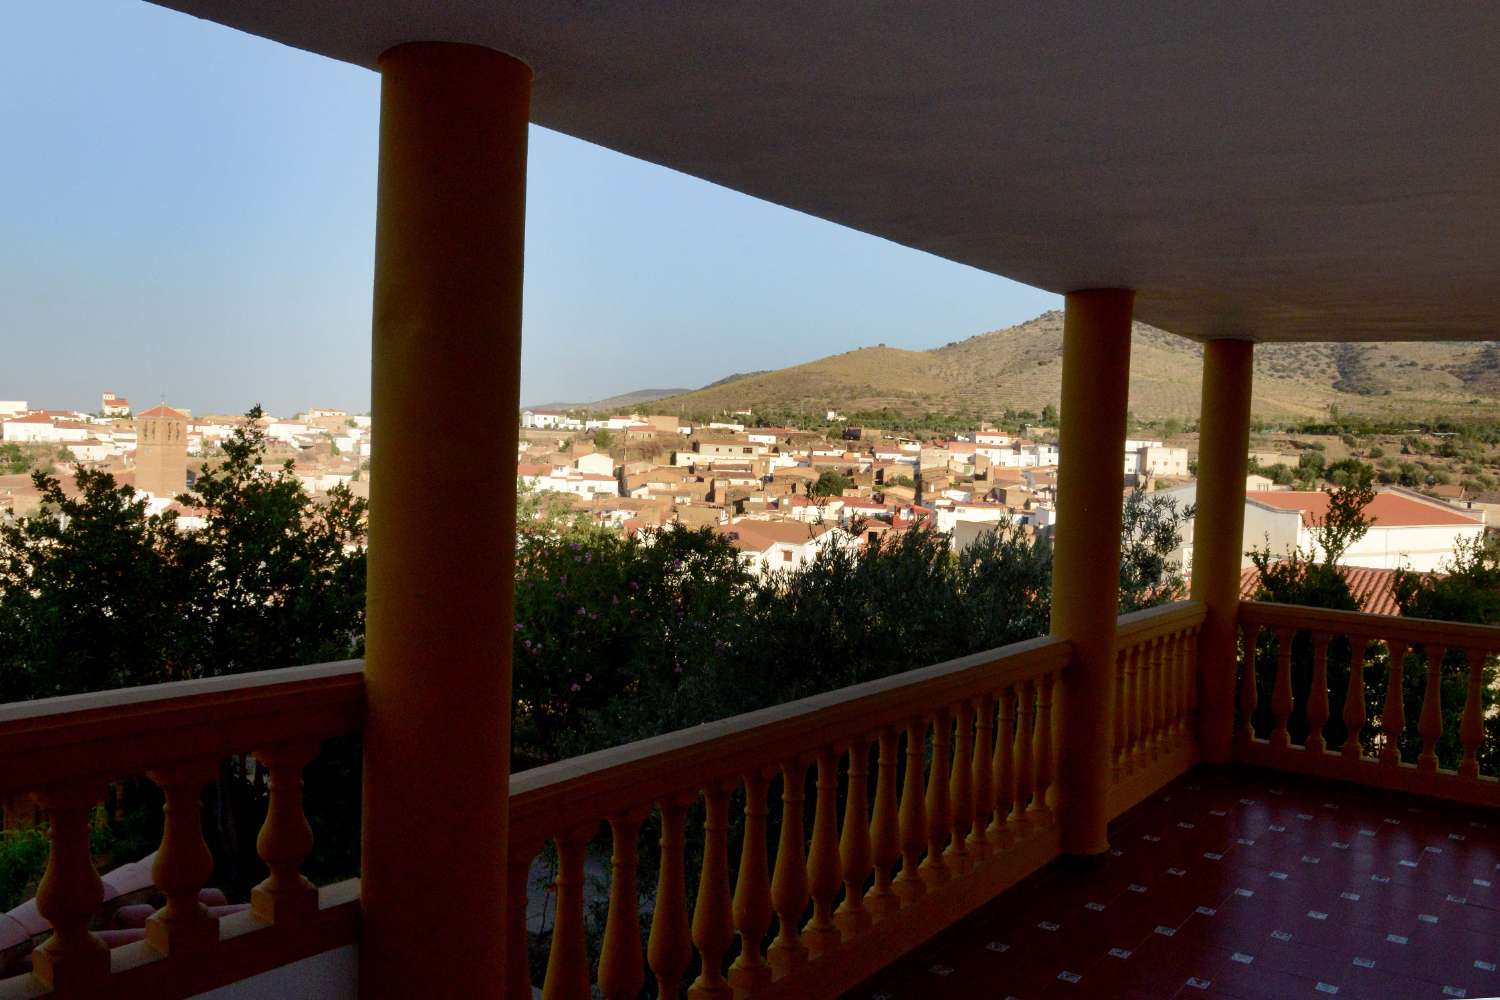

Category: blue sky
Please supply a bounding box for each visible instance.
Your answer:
[1,1,1058,416]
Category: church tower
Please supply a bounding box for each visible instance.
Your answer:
[135,404,189,499]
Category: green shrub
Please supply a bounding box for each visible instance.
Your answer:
[0,827,50,913]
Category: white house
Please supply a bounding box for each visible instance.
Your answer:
[718,520,852,577]
[573,452,615,477]
[2,414,95,443]
[265,420,311,444]
[542,472,620,498]
[0,401,27,418]
[1126,445,1189,478]
[1162,484,1485,574]
[932,501,1010,537]
[67,439,114,463]
[521,409,581,430]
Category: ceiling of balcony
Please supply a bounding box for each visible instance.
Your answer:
[150,2,1500,344]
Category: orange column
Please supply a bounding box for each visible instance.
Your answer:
[1189,339,1253,763]
[1050,289,1134,858]
[361,42,531,997]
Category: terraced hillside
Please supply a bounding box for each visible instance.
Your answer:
[653,312,1500,421]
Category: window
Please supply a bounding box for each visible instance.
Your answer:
[781,550,792,562]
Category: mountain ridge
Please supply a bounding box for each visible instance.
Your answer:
[641,312,1500,421]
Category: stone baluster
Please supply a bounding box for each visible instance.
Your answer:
[1185,626,1200,734]
[1156,633,1173,751]
[544,822,597,1000]
[1143,637,1160,753]
[919,709,952,887]
[1306,632,1332,754]
[1012,680,1036,830]
[968,694,995,862]
[649,795,694,997]
[1113,649,1130,781]
[1380,639,1408,765]
[1138,641,1153,763]
[250,741,320,926]
[599,813,647,1000]
[1168,631,1184,743]
[146,761,221,957]
[835,737,874,936]
[1460,648,1487,780]
[865,730,902,919]
[892,719,928,905]
[507,840,541,1000]
[1418,644,1446,772]
[767,759,809,978]
[29,783,109,994]
[988,685,1016,850]
[689,782,735,1000]
[1238,624,1259,744]
[1029,672,1055,823]
[945,700,974,875]
[1176,630,1193,742]
[1342,636,1369,760]
[1269,628,1295,751]
[802,748,843,959]
[728,772,773,996]
[1188,620,1200,722]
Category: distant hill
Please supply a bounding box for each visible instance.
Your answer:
[525,387,691,412]
[646,312,1500,421]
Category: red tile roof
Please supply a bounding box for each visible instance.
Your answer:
[1247,489,1479,527]
[718,520,833,552]
[1239,564,1407,616]
[137,404,188,419]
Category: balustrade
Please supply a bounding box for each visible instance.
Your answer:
[1109,603,1205,807]
[0,660,364,998]
[507,632,1072,999]
[1,601,1236,1000]
[1237,601,1500,805]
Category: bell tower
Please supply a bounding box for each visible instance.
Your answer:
[135,404,189,499]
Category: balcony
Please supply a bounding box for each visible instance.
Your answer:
[3,597,1497,998]
[12,4,1500,998]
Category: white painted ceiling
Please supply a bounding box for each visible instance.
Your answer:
[149,1,1500,343]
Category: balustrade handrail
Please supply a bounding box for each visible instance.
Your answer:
[1114,599,1205,644]
[1239,599,1500,650]
[0,659,365,797]
[510,633,1071,845]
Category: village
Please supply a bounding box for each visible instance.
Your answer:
[1,392,1491,606]
[0,393,370,527]
[516,407,1491,598]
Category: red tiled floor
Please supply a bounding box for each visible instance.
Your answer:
[847,765,1500,999]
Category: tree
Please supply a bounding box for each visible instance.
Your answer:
[0,469,194,701]
[172,406,368,677]
[811,470,854,497]
[0,442,68,476]
[592,428,614,449]
[0,407,369,897]
[1040,403,1058,425]
[1118,490,1193,612]
[1391,538,1500,774]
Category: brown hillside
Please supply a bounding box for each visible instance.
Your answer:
[657,312,1500,421]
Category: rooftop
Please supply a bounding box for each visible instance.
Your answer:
[1248,490,1483,528]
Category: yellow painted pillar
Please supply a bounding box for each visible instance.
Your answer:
[361,42,531,997]
[1050,289,1134,858]
[1190,339,1254,763]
